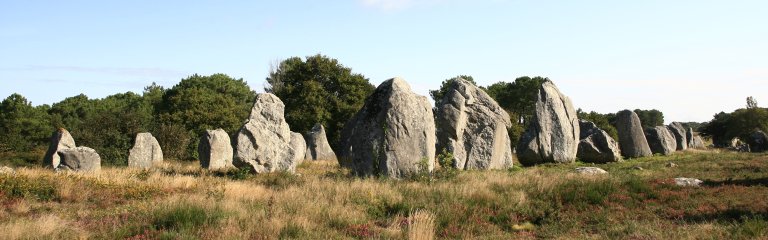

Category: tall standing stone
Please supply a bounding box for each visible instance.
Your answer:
[435,79,514,170]
[57,147,101,173]
[686,127,695,148]
[339,77,436,178]
[516,80,579,166]
[198,129,233,170]
[234,93,305,174]
[616,110,652,158]
[667,122,688,151]
[645,126,676,155]
[43,128,76,169]
[577,120,622,163]
[128,133,163,168]
[303,124,337,161]
[747,130,768,152]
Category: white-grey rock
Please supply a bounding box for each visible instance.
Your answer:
[339,77,436,178]
[435,79,514,170]
[516,80,579,166]
[198,129,234,170]
[285,132,306,172]
[577,120,622,163]
[234,93,304,174]
[674,177,703,187]
[666,162,678,168]
[616,110,652,158]
[303,124,337,161]
[645,126,676,155]
[575,167,608,175]
[128,133,163,168]
[56,147,101,173]
[689,135,706,149]
[43,128,76,169]
[667,122,688,151]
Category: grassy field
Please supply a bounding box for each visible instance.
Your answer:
[0,150,767,239]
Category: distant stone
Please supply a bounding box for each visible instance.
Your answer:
[56,147,101,173]
[303,124,337,161]
[686,127,695,148]
[615,110,652,158]
[517,80,579,166]
[198,129,233,170]
[43,128,76,169]
[0,166,14,174]
[285,132,306,172]
[747,130,768,152]
[234,93,305,174]
[577,120,622,163]
[632,166,644,171]
[689,136,706,149]
[575,167,608,175]
[435,78,514,170]
[674,177,703,187]
[128,133,163,168]
[645,126,676,155]
[666,162,678,168]
[339,78,436,178]
[667,122,688,151]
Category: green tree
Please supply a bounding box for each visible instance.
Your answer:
[0,94,52,152]
[633,109,664,129]
[429,75,475,103]
[700,112,731,146]
[577,109,619,140]
[485,76,548,125]
[49,94,93,130]
[266,54,375,150]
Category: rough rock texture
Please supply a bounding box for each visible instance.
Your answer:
[198,129,233,170]
[285,132,306,173]
[234,93,305,174]
[667,122,688,151]
[339,78,436,178]
[56,147,101,173]
[747,130,768,152]
[435,79,514,170]
[303,124,337,161]
[575,167,608,175]
[674,177,703,187]
[516,80,579,166]
[128,133,163,168]
[615,110,652,158]
[689,136,706,149]
[577,120,622,163]
[686,127,695,148]
[43,128,76,168]
[645,126,677,155]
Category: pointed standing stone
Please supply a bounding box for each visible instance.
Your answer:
[516,80,579,166]
[616,110,652,158]
[128,133,163,168]
[645,126,676,155]
[198,129,234,170]
[43,128,76,169]
[303,124,337,161]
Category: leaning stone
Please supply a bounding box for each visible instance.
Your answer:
[689,136,706,149]
[56,147,101,173]
[43,128,76,169]
[577,120,622,163]
[615,110,652,158]
[645,126,676,155]
[674,177,703,187]
[283,132,306,173]
[667,122,688,151]
[575,167,608,175]
[517,80,579,165]
[339,77,436,178]
[198,129,234,170]
[128,133,163,169]
[303,124,337,161]
[435,78,514,170]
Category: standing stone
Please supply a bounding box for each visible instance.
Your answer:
[234,93,304,174]
[198,129,233,170]
[645,126,676,155]
[339,78,436,178]
[128,133,163,168]
[56,147,101,173]
[690,136,706,149]
[747,130,768,152]
[667,122,688,151]
[303,124,337,161]
[615,110,652,158]
[435,79,514,170]
[284,132,306,172]
[686,127,695,148]
[516,80,579,166]
[43,128,76,169]
[577,120,622,163]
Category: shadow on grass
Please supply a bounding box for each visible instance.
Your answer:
[704,177,768,187]
[683,208,768,223]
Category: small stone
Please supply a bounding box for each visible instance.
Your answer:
[632,166,644,171]
[666,162,678,168]
[575,167,608,175]
[0,166,14,174]
[674,177,703,187]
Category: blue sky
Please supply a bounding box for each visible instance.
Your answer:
[1,0,766,122]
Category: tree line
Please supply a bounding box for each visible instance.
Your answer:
[0,54,670,166]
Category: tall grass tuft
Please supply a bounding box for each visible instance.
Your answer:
[408,209,436,240]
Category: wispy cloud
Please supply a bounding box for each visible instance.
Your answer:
[0,65,187,78]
